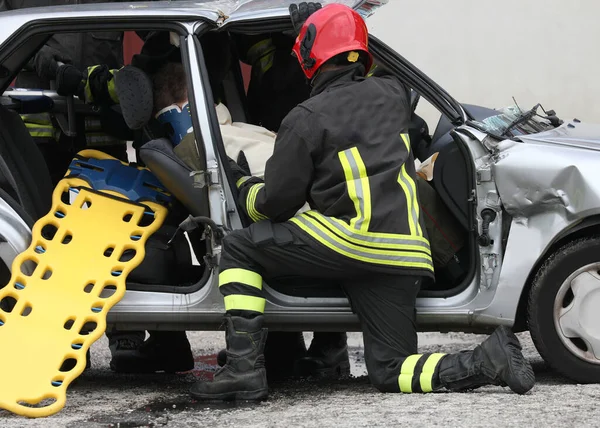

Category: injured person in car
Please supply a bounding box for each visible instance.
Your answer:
[151,61,279,181]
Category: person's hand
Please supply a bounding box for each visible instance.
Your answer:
[227,156,249,185]
[56,64,85,98]
[289,2,322,34]
[236,150,251,176]
[33,46,72,81]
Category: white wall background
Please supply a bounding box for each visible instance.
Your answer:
[366,0,599,125]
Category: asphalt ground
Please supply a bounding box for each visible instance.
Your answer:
[1,331,599,428]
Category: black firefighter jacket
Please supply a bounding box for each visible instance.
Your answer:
[235,64,434,278]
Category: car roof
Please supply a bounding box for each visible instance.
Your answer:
[0,0,376,21]
[0,0,388,48]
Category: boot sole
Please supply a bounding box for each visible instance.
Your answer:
[190,388,268,402]
[496,326,536,394]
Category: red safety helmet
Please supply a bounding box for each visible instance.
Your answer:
[292,4,373,80]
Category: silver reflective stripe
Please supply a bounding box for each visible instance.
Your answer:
[397,165,420,235]
[291,214,433,267]
[307,211,431,253]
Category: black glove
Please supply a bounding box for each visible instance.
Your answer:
[236,150,251,176]
[33,45,72,81]
[56,64,85,97]
[289,2,322,34]
[227,156,249,185]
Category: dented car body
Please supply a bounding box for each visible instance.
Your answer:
[0,0,598,384]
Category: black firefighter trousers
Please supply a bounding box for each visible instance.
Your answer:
[219,220,445,393]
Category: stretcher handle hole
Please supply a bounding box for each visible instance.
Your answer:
[130,232,142,241]
[104,247,115,257]
[80,199,92,209]
[34,244,46,254]
[0,314,5,326]
[20,259,38,276]
[17,398,57,408]
[91,303,104,313]
[71,341,83,350]
[61,189,71,205]
[83,283,95,293]
[59,358,78,372]
[79,321,98,336]
[0,295,17,313]
[41,224,58,241]
[51,377,64,387]
[99,284,117,298]
[138,211,155,227]
[119,249,136,263]
[14,279,26,290]
[20,304,32,317]
[54,210,66,219]
[111,270,123,277]
[41,268,53,280]
[61,233,73,245]
[64,318,76,330]
[123,213,133,223]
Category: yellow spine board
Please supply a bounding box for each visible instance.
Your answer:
[0,176,166,417]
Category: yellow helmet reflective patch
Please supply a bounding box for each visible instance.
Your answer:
[347,51,359,63]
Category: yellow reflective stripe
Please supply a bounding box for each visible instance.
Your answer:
[338,150,361,229]
[308,211,430,252]
[219,268,262,290]
[84,65,100,103]
[107,69,119,104]
[299,214,431,260]
[246,183,268,222]
[290,214,433,270]
[324,213,429,247]
[28,130,54,138]
[224,295,265,313]
[247,38,276,76]
[398,133,422,236]
[21,113,52,125]
[338,147,372,232]
[419,353,446,393]
[236,176,252,189]
[24,122,55,138]
[366,64,378,77]
[398,354,423,393]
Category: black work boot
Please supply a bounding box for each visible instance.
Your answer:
[110,331,194,374]
[264,332,307,381]
[217,331,306,381]
[437,326,535,394]
[295,332,351,379]
[190,315,268,401]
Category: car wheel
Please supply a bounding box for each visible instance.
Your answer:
[528,237,600,383]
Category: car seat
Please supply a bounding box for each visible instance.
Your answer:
[112,66,206,286]
[0,105,53,224]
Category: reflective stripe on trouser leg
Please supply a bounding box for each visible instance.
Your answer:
[398,353,446,393]
[219,268,265,314]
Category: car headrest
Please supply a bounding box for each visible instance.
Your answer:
[114,65,154,130]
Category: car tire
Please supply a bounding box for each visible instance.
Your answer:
[528,236,600,383]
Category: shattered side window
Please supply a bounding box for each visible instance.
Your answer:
[471,104,555,138]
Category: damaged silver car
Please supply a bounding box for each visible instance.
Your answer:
[0,0,597,387]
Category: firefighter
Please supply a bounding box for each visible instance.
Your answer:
[189,3,535,401]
